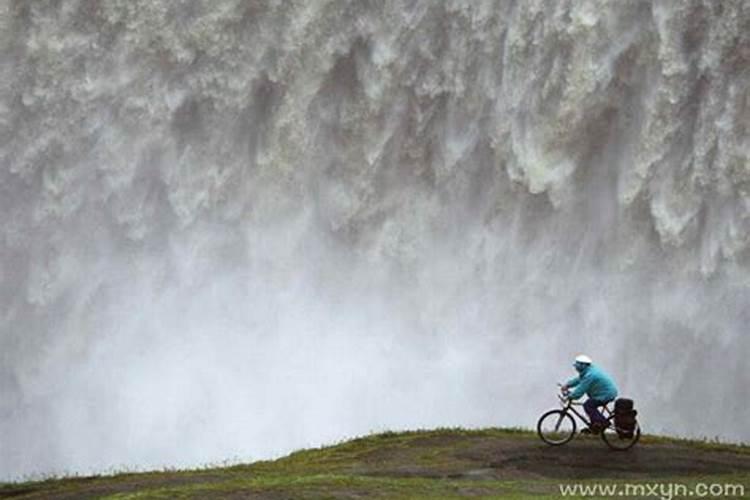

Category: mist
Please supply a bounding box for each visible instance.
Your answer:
[1,0,749,480]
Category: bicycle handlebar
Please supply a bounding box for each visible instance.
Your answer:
[558,392,583,406]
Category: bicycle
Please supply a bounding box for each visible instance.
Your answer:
[537,386,641,450]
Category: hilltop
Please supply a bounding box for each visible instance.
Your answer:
[2,428,749,499]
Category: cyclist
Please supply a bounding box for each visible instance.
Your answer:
[561,354,618,434]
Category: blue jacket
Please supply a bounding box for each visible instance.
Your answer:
[566,364,618,402]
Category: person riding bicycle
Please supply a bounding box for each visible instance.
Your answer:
[561,354,618,434]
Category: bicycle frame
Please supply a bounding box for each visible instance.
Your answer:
[557,394,614,429]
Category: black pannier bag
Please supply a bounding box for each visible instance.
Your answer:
[614,398,637,438]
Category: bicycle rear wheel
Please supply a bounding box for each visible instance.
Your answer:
[537,409,577,446]
[601,421,641,450]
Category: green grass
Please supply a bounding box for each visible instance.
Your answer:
[2,427,748,499]
[638,433,750,454]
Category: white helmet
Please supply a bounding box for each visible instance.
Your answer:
[575,354,592,364]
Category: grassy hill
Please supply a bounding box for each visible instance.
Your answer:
[2,428,749,499]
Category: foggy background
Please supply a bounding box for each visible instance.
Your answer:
[1,0,749,480]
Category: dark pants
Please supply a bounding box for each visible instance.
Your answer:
[584,398,610,426]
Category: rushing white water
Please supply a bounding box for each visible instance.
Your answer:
[1,0,749,480]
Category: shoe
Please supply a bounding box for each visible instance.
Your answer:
[589,423,604,435]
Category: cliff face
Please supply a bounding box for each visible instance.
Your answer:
[1,0,749,479]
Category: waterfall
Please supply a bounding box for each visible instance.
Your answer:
[1,0,748,479]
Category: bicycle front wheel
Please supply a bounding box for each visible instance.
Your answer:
[537,409,577,446]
